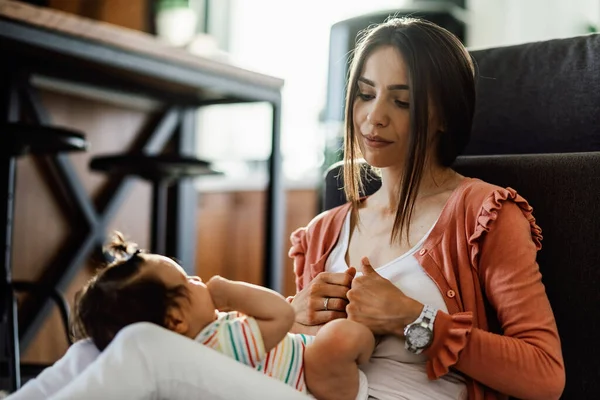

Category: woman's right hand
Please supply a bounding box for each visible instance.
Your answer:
[290,267,356,329]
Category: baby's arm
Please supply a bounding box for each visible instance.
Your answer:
[207,277,295,352]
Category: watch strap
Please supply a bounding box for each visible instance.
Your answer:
[420,304,437,329]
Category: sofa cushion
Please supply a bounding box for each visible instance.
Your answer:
[467,34,600,155]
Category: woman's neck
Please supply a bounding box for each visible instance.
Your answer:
[369,163,459,212]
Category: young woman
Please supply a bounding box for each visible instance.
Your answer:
[288,17,564,400]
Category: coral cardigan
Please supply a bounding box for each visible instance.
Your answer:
[288,178,565,400]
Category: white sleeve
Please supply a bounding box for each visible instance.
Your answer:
[6,339,100,400]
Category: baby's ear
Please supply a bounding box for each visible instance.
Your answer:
[165,307,188,335]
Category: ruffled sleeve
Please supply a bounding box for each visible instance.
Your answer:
[288,227,309,292]
[425,311,473,379]
[468,187,543,267]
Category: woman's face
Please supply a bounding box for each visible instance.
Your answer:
[353,45,412,169]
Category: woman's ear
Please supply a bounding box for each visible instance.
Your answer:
[435,118,446,135]
[427,108,446,138]
[165,306,189,335]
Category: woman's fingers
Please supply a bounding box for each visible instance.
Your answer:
[317,271,354,288]
[291,270,355,327]
[323,297,348,312]
[296,288,349,325]
[307,310,348,326]
[310,295,348,312]
[310,281,351,299]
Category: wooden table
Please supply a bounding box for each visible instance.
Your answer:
[0,0,285,362]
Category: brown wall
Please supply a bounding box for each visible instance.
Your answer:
[47,0,150,32]
[195,189,319,299]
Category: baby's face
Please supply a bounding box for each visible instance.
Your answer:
[145,255,217,337]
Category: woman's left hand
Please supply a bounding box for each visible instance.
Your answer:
[346,257,424,337]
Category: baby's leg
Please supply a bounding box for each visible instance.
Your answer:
[304,319,374,400]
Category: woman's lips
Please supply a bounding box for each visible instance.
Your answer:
[363,135,393,148]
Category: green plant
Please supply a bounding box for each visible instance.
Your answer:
[156,0,190,11]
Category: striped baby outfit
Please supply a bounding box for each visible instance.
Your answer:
[195,311,315,393]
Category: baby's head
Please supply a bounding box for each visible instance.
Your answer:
[73,232,216,351]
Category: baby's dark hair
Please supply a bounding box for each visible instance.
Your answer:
[72,232,188,351]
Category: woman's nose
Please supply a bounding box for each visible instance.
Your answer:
[367,100,389,127]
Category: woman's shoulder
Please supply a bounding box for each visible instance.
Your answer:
[289,202,350,253]
[459,177,509,205]
[301,202,350,233]
[457,177,529,214]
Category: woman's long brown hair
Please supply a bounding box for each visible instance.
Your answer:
[343,17,475,244]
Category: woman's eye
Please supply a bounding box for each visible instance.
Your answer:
[357,92,374,101]
[395,100,410,108]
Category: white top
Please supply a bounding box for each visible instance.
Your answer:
[325,212,467,400]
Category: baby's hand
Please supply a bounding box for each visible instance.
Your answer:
[207,275,232,310]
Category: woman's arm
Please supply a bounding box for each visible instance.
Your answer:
[207,277,295,352]
[426,201,565,400]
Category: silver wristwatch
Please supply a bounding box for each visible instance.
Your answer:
[404,304,437,354]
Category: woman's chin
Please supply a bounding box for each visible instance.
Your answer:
[362,154,397,169]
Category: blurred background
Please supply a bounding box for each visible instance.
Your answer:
[27,0,600,190]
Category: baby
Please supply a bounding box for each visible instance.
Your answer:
[73,233,374,400]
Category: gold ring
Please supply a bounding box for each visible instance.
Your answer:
[324,297,330,311]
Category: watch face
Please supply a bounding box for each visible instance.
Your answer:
[407,325,433,348]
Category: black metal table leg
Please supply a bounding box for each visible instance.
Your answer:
[151,180,169,255]
[264,97,285,293]
[1,62,21,392]
[1,156,20,392]
[168,107,198,274]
